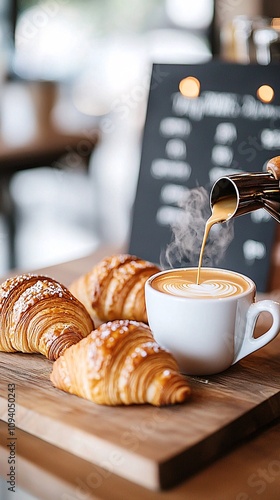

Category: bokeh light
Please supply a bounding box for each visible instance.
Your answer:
[179,76,201,98]
[257,84,274,103]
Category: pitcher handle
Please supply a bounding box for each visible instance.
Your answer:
[267,156,280,180]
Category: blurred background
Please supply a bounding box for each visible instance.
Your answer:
[0,0,279,277]
[1,1,280,499]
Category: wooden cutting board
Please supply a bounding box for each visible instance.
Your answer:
[1,333,280,491]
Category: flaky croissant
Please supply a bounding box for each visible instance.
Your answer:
[69,254,160,325]
[0,274,94,360]
[50,319,191,406]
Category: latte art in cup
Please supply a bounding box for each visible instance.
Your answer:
[151,268,251,299]
[161,280,245,298]
[146,267,280,374]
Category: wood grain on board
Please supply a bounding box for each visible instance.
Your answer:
[1,247,280,490]
[1,333,280,490]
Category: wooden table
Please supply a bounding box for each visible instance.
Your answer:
[1,247,280,500]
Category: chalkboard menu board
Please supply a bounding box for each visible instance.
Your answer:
[129,61,280,292]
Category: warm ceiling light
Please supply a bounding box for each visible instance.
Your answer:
[179,76,200,98]
[271,18,280,30]
[257,84,275,103]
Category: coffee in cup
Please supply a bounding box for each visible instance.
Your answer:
[151,267,250,299]
[145,267,280,375]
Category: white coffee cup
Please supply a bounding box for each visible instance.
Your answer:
[145,267,280,375]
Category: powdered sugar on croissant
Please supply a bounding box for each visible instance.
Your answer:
[0,274,94,360]
[50,319,191,406]
[69,254,160,325]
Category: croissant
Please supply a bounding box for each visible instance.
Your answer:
[50,319,191,406]
[0,274,94,360]
[69,254,160,325]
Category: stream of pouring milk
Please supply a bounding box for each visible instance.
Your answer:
[196,197,237,284]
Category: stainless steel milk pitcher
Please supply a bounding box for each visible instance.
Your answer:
[210,156,280,223]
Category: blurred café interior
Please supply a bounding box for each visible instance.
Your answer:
[1,1,280,500]
[0,0,279,278]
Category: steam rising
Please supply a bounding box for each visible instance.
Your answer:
[160,186,234,269]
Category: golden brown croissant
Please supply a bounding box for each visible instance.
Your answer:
[69,254,160,325]
[0,274,94,360]
[50,319,191,406]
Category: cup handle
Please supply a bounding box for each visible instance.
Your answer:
[233,300,280,364]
